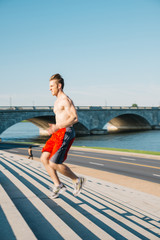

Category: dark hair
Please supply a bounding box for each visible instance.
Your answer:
[50,73,64,89]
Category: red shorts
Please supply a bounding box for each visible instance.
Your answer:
[42,127,75,164]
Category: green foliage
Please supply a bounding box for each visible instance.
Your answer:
[132,103,138,107]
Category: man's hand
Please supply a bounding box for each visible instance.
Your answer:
[47,124,59,135]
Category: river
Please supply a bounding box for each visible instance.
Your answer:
[0,122,160,152]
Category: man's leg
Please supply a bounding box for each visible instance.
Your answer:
[49,161,78,182]
[40,152,60,186]
[49,161,85,196]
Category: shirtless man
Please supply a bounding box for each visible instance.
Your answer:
[41,73,85,198]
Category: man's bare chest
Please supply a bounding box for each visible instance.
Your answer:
[54,103,65,115]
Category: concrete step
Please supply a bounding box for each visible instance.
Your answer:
[0,184,37,240]
[0,163,81,240]
[0,150,160,240]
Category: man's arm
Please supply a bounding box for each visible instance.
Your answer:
[47,98,78,134]
[57,100,78,128]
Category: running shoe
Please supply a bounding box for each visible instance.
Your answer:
[50,183,66,199]
[73,177,86,196]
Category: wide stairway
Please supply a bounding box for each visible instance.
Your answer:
[0,151,160,240]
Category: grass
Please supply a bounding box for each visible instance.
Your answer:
[73,146,160,156]
[0,141,40,146]
[1,140,160,156]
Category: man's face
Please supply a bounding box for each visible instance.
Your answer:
[49,80,59,96]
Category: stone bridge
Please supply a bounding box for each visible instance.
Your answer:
[0,106,160,136]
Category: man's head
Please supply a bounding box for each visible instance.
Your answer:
[49,73,64,96]
[50,73,64,89]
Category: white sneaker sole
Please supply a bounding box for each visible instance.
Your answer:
[73,177,86,196]
[49,186,67,199]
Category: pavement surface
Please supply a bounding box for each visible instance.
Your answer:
[0,150,160,240]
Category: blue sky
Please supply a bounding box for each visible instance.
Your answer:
[0,0,160,107]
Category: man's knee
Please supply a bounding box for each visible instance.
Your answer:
[40,156,46,165]
[40,152,50,165]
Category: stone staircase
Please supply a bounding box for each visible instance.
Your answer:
[0,151,160,239]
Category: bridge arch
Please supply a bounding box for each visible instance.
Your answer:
[0,111,90,136]
[102,113,152,132]
[0,111,55,135]
[29,117,90,136]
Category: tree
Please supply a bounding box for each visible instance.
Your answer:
[132,103,138,107]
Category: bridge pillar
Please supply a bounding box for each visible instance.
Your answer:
[151,108,160,129]
[90,129,108,135]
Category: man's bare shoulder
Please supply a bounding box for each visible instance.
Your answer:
[54,94,74,111]
[60,94,73,106]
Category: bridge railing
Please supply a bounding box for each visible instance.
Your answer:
[0,106,159,110]
[0,106,53,110]
[76,106,159,110]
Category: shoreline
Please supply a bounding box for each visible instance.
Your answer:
[0,140,160,158]
[73,146,160,156]
[71,146,160,160]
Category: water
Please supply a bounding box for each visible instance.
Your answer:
[0,122,160,152]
